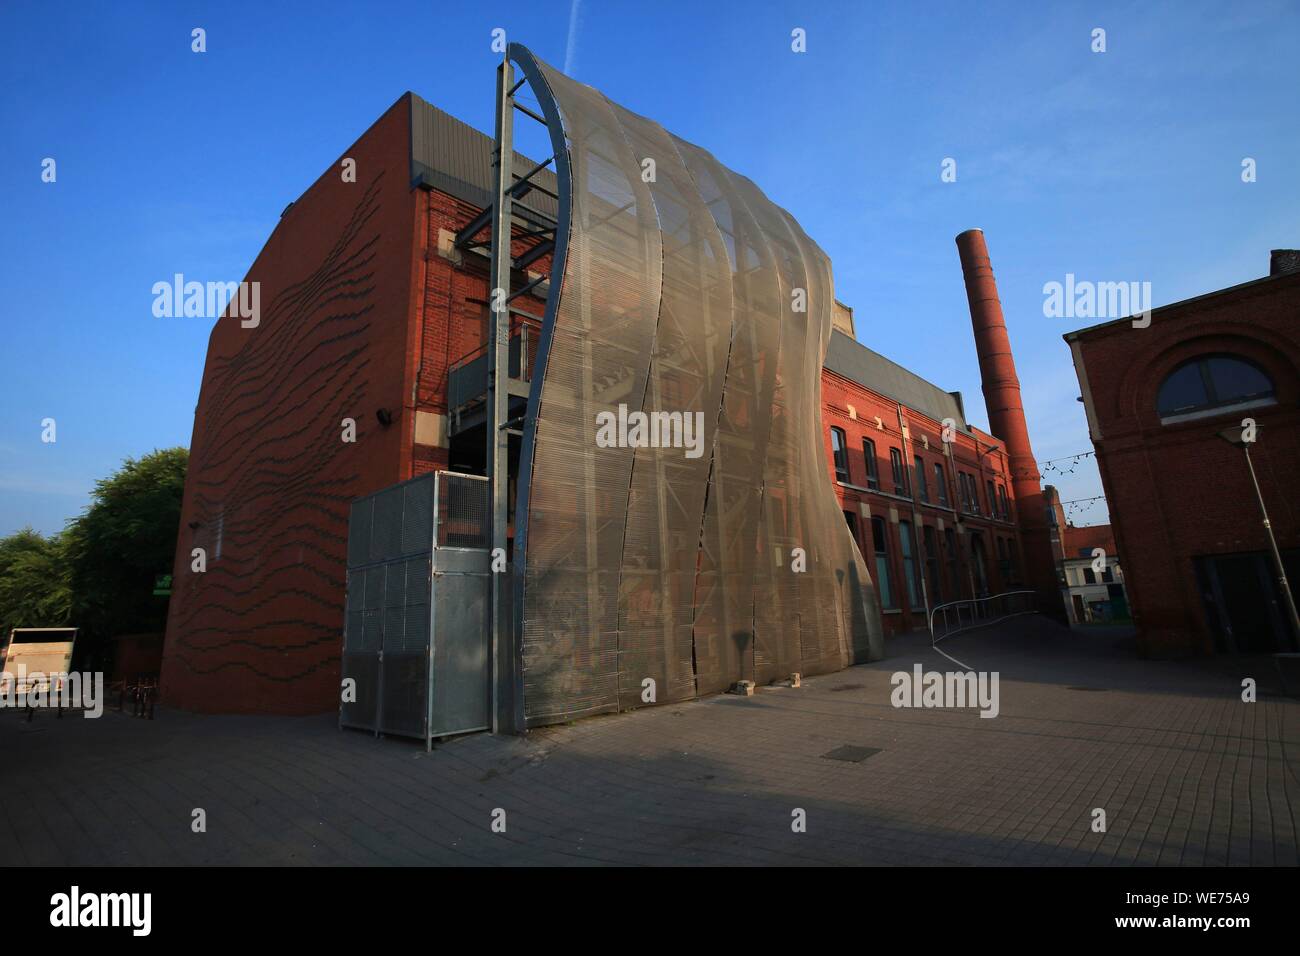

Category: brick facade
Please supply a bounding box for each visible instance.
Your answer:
[1066,268,1300,656]
[821,371,1027,636]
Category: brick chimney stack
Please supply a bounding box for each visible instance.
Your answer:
[1270,249,1300,277]
[955,229,1064,621]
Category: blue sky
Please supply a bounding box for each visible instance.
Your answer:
[2,0,1297,536]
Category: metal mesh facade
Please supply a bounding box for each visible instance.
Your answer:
[510,48,884,727]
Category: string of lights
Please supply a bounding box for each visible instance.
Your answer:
[1039,450,1096,477]
[1056,494,1106,521]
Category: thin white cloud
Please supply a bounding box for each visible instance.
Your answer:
[563,0,582,75]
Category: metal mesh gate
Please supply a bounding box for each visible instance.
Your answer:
[340,471,490,745]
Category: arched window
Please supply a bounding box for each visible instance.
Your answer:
[1156,354,1275,420]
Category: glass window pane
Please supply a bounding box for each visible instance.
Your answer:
[1207,356,1274,404]
[1157,361,1209,415]
[831,427,849,481]
[890,448,908,495]
[899,520,921,609]
[872,517,895,609]
[863,439,879,489]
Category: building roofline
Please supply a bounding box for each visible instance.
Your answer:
[1062,270,1298,342]
[823,330,976,436]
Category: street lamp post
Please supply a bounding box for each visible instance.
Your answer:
[1217,424,1300,641]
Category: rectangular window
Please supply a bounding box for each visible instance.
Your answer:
[914,455,929,503]
[862,438,879,490]
[944,528,960,598]
[923,524,942,603]
[843,510,860,548]
[986,480,997,518]
[890,447,909,496]
[934,462,949,507]
[899,520,923,609]
[871,517,896,609]
[1083,567,1097,584]
[831,427,850,483]
[997,484,1009,520]
[970,533,988,594]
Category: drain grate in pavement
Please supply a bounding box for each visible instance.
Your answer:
[1067,686,1109,692]
[821,745,881,763]
[829,683,865,692]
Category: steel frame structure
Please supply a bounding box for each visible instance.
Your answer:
[453,46,571,733]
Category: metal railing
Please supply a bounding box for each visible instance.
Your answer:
[929,589,1038,645]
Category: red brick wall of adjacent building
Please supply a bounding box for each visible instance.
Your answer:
[821,370,1027,636]
[162,95,559,714]
[409,190,551,478]
[161,97,421,714]
[1068,271,1300,656]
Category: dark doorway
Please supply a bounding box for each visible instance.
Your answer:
[1195,550,1299,654]
[1106,583,1129,620]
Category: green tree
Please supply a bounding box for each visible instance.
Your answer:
[0,528,72,638]
[64,448,188,663]
[0,449,187,669]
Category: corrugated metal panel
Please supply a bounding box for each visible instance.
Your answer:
[824,330,969,431]
[409,93,559,219]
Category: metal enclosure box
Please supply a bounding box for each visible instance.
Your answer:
[340,471,490,745]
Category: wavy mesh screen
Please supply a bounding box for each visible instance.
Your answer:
[517,49,883,726]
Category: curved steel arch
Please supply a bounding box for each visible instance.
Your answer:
[505,44,882,728]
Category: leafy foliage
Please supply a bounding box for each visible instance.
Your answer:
[0,448,187,666]
[0,528,72,638]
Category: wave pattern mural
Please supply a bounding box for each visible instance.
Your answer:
[513,48,884,726]
[161,159,409,713]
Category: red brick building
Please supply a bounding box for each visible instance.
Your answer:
[1065,253,1300,656]
[160,95,553,714]
[823,333,1028,636]
[1042,488,1130,624]
[161,92,1052,713]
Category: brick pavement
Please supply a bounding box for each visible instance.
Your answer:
[2,619,1296,866]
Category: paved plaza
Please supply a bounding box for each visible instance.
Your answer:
[3,620,1296,866]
